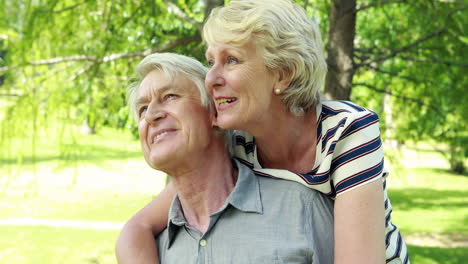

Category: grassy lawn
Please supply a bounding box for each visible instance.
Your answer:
[0,191,156,222]
[387,147,468,236]
[0,226,118,264]
[408,245,466,264]
[386,146,468,263]
[0,126,167,263]
[0,126,466,263]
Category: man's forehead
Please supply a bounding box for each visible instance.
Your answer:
[138,71,198,98]
[140,70,172,91]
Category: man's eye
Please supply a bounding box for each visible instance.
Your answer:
[164,94,178,101]
[227,56,238,64]
[207,59,214,67]
[138,106,148,118]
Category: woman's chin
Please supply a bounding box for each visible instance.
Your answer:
[215,114,245,130]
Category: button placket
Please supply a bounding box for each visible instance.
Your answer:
[199,239,207,247]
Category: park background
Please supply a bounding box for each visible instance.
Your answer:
[0,0,466,263]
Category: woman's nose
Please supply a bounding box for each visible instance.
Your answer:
[205,65,225,93]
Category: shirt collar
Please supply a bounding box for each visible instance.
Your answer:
[224,159,263,214]
[165,159,263,248]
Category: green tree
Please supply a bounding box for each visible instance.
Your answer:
[1,0,466,174]
[323,0,466,174]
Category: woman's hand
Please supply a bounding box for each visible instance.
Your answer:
[115,182,177,264]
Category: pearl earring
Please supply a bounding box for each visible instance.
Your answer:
[274,88,281,95]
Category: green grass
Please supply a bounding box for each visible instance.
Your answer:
[0,226,118,264]
[389,168,468,235]
[408,245,467,264]
[385,147,468,263]
[0,126,142,166]
[0,126,167,264]
[0,192,155,222]
[0,127,467,263]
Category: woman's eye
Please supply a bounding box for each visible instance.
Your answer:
[227,56,238,64]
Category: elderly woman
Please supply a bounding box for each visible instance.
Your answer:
[116,0,408,263]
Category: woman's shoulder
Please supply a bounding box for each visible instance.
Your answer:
[319,100,380,129]
[229,130,256,165]
[321,100,376,117]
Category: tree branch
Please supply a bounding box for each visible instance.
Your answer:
[353,82,424,104]
[353,82,445,118]
[364,64,436,85]
[53,1,87,13]
[68,63,95,82]
[398,55,468,68]
[0,35,201,74]
[356,0,407,13]
[167,3,203,32]
[0,93,21,97]
[31,55,96,65]
[356,7,466,68]
[356,27,447,68]
[204,0,224,22]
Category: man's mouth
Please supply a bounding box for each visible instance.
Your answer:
[152,129,176,143]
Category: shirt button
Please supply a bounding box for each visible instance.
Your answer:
[199,239,207,247]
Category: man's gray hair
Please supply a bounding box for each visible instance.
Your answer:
[127,53,214,120]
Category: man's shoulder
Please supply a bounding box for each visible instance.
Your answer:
[254,172,323,200]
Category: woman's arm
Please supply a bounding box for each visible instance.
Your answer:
[115,182,177,264]
[334,179,386,264]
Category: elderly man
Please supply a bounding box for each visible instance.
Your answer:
[122,53,334,263]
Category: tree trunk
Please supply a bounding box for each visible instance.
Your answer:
[204,0,224,21]
[384,86,399,149]
[324,0,356,100]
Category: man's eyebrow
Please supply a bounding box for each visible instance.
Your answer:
[135,84,174,106]
[135,95,149,107]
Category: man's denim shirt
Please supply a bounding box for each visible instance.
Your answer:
[157,160,334,264]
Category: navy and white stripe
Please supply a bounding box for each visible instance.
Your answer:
[231,100,409,263]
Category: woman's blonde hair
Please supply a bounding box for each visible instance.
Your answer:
[203,0,327,115]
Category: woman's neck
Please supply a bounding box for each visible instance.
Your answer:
[252,108,318,174]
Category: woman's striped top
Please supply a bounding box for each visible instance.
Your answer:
[230,100,409,263]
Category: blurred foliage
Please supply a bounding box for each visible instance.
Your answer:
[0,0,466,173]
[352,0,467,174]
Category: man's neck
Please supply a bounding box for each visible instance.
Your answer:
[168,145,237,233]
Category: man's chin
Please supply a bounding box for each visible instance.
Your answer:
[147,153,178,171]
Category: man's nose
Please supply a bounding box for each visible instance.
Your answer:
[205,65,225,93]
[144,102,166,124]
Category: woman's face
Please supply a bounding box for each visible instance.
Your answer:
[205,39,281,131]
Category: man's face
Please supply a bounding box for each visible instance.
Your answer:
[136,70,214,171]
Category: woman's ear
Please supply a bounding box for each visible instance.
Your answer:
[210,109,218,127]
[275,69,293,92]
